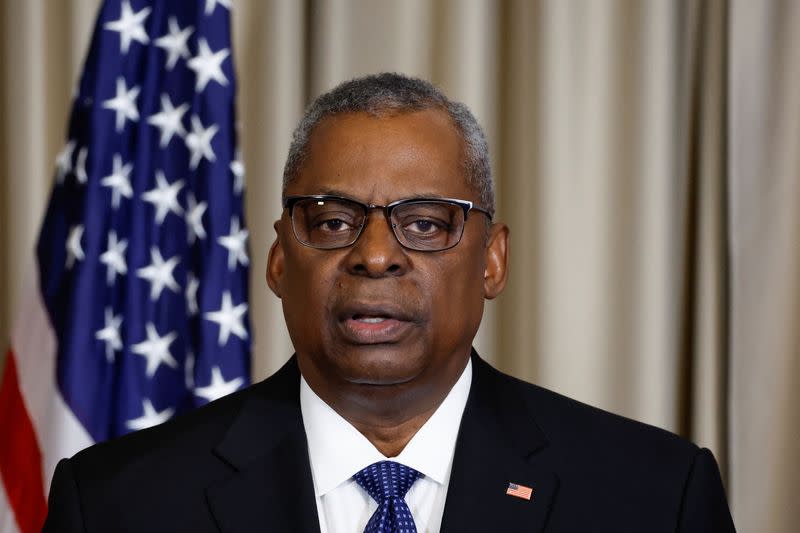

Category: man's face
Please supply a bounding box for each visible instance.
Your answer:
[268,109,508,412]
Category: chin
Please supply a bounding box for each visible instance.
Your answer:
[337,344,427,386]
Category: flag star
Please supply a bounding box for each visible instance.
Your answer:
[153,17,193,70]
[204,291,248,346]
[75,147,88,184]
[104,0,151,54]
[194,366,244,403]
[131,323,179,378]
[136,247,180,301]
[95,307,123,362]
[99,230,128,285]
[147,94,188,147]
[65,224,85,269]
[185,115,218,169]
[125,399,174,431]
[142,170,184,224]
[186,273,200,315]
[101,154,134,209]
[55,141,76,183]
[185,193,208,243]
[204,0,231,16]
[185,352,195,389]
[187,38,229,92]
[230,149,245,194]
[218,216,249,271]
[102,77,140,132]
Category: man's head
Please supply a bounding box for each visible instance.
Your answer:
[282,73,495,216]
[267,73,509,421]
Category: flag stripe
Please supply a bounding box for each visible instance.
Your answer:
[10,276,92,497]
[0,351,47,533]
[11,276,58,438]
[0,479,21,533]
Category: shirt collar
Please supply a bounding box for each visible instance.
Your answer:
[300,358,472,496]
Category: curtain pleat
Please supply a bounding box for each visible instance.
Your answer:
[729,1,800,530]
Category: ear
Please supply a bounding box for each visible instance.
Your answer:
[483,223,509,300]
[266,220,285,299]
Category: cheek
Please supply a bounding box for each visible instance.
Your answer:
[281,252,339,338]
[422,252,486,330]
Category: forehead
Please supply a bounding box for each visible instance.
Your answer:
[288,109,474,203]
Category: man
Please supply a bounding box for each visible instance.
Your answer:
[44,73,735,532]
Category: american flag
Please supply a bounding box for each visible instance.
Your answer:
[0,1,250,531]
[506,482,534,501]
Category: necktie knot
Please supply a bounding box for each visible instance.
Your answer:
[353,461,422,533]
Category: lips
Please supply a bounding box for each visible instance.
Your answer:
[336,301,418,344]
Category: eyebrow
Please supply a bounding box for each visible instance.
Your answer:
[313,186,353,197]
[309,187,446,202]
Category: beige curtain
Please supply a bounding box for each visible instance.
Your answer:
[729,2,800,531]
[1,0,798,530]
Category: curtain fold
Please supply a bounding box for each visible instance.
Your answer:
[1,1,798,529]
[729,1,800,530]
[680,0,729,471]
[231,0,306,379]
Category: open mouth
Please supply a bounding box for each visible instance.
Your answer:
[337,303,417,344]
[352,314,391,324]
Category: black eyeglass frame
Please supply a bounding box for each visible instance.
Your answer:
[283,194,493,252]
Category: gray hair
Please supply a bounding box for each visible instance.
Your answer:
[282,73,494,215]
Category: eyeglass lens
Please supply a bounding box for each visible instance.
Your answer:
[291,197,466,251]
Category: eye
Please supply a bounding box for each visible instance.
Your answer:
[395,204,458,238]
[312,213,357,233]
[316,219,351,232]
[404,219,441,234]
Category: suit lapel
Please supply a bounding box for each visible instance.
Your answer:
[205,357,321,533]
[203,352,559,532]
[440,353,559,532]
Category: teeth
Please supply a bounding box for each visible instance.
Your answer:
[357,317,386,324]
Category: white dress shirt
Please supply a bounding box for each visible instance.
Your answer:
[300,359,472,533]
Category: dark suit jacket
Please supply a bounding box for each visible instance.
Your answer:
[44,352,736,532]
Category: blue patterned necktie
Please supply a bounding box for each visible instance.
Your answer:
[353,460,423,533]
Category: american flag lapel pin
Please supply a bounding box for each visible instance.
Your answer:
[506,482,533,501]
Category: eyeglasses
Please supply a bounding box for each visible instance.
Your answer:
[283,195,493,252]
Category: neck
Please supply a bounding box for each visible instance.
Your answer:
[347,401,440,457]
[318,381,448,457]
[300,355,469,457]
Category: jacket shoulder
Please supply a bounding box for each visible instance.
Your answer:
[480,363,735,531]
[70,356,301,478]
[69,383,249,480]
[482,361,701,475]
[46,359,304,532]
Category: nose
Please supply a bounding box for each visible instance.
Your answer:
[344,210,409,277]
